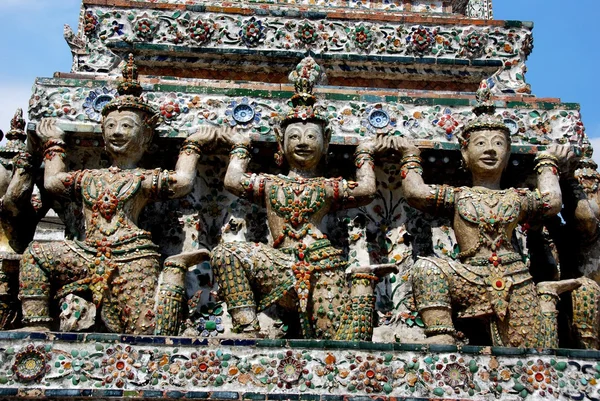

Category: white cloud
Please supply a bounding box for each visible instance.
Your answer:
[0,84,33,135]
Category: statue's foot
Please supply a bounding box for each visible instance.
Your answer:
[165,250,210,268]
[346,263,399,278]
[421,334,456,345]
[537,278,583,296]
[13,325,51,332]
[231,318,265,339]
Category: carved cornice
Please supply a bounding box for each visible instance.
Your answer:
[72,3,531,89]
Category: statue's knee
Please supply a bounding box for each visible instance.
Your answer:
[411,258,451,308]
[412,258,445,282]
[20,242,45,273]
[211,243,248,267]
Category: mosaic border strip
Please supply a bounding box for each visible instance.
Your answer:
[1,332,600,400]
[28,77,586,151]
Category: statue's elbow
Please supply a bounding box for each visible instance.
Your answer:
[546,198,563,218]
[224,176,242,196]
[44,177,64,197]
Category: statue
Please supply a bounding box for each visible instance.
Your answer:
[396,81,582,347]
[0,109,46,328]
[18,55,216,335]
[546,154,600,349]
[211,57,396,339]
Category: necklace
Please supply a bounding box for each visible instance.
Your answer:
[269,175,327,248]
[82,168,144,236]
[456,187,521,259]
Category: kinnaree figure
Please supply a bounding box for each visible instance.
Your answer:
[211,57,396,340]
[396,81,582,347]
[18,56,216,334]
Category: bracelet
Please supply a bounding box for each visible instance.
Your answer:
[354,150,374,169]
[353,273,379,282]
[164,260,187,273]
[230,144,252,159]
[534,159,560,176]
[43,146,66,161]
[400,154,423,178]
[534,152,559,164]
[43,139,67,161]
[180,136,208,156]
[423,324,457,337]
[14,152,34,171]
[44,139,66,148]
[401,165,423,178]
[400,153,422,164]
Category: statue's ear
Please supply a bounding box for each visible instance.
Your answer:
[460,147,469,169]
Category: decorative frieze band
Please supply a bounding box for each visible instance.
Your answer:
[28,77,586,151]
[72,3,530,91]
[2,333,600,400]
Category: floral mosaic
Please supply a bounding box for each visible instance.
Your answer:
[1,337,600,400]
[123,0,450,12]
[74,6,531,77]
[28,80,588,150]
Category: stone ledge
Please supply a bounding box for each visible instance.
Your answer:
[81,0,500,22]
[1,332,599,400]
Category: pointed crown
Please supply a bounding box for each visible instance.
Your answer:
[458,78,510,148]
[279,57,329,140]
[101,54,160,127]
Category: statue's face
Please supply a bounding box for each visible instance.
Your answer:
[283,121,326,170]
[102,110,152,161]
[462,129,510,177]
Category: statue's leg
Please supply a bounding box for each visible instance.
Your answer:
[335,264,398,342]
[19,241,86,330]
[571,277,600,349]
[334,273,375,341]
[492,280,546,347]
[412,258,455,344]
[155,250,210,336]
[211,242,261,334]
[211,242,295,335]
[312,269,348,340]
[110,256,161,335]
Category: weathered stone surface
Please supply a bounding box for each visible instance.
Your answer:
[59,294,96,332]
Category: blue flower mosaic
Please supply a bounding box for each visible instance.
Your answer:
[225,98,262,127]
[361,105,396,135]
[83,87,118,122]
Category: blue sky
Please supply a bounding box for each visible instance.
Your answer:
[0,0,598,151]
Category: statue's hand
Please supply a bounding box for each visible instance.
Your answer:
[36,118,65,144]
[187,126,219,148]
[219,126,251,148]
[542,144,576,175]
[356,137,376,153]
[393,136,420,157]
